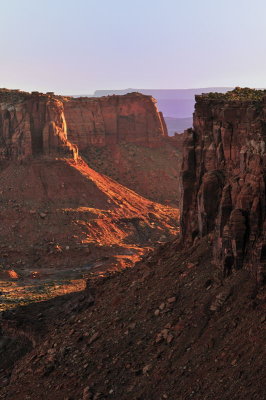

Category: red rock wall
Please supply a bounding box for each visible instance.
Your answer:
[63,92,168,149]
[0,90,168,158]
[0,91,77,160]
[180,95,266,282]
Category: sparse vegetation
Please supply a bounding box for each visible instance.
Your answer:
[199,87,266,101]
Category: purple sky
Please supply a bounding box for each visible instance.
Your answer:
[0,0,265,94]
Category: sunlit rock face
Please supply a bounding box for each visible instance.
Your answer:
[63,92,168,149]
[180,89,266,282]
[0,90,168,160]
[0,90,77,160]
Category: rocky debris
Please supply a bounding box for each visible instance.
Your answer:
[209,288,232,312]
[39,212,47,219]
[0,237,265,400]
[88,332,99,345]
[83,386,93,399]
[167,296,176,303]
[180,90,266,281]
[155,327,174,344]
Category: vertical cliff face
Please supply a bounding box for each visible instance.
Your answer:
[180,89,266,282]
[63,92,168,149]
[0,90,77,160]
[0,90,168,159]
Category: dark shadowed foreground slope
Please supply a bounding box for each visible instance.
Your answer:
[1,237,265,400]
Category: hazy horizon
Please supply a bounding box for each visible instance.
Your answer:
[0,86,237,97]
[1,0,265,94]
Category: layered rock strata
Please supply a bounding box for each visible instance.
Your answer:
[64,92,168,149]
[180,89,266,282]
[0,90,77,160]
[0,89,167,160]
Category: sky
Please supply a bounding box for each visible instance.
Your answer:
[0,0,266,94]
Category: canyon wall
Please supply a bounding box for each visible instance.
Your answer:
[64,92,168,149]
[0,90,168,160]
[180,89,266,282]
[0,89,182,205]
[0,90,77,160]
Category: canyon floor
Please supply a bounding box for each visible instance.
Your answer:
[0,157,178,311]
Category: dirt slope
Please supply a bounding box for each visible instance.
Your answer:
[83,140,182,206]
[0,157,178,310]
[1,236,265,400]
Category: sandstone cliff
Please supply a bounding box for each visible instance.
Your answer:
[0,89,77,160]
[0,90,168,161]
[64,92,168,149]
[0,89,182,205]
[180,88,266,282]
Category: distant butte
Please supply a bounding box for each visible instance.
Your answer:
[0,89,183,205]
[0,89,167,158]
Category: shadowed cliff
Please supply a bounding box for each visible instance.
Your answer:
[180,87,266,282]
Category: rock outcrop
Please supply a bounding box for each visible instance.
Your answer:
[0,90,168,161]
[0,89,77,160]
[64,92,168,149]
[180,88,266,282]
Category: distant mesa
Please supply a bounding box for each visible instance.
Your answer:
[0,90,168,160]
[85,87,233,135]
[63,92,168,150]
